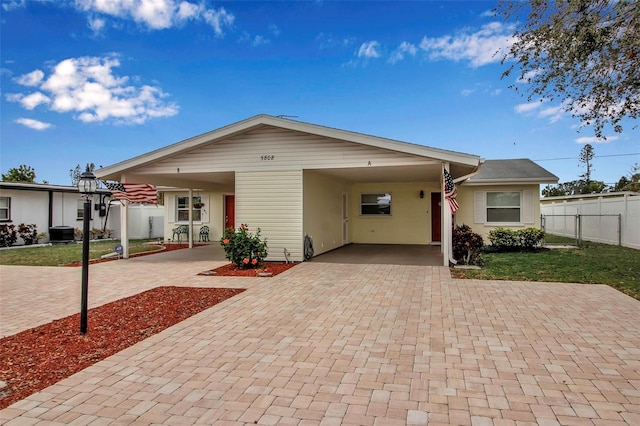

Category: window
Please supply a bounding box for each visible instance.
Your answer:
[76,199,84,220]
[0,197,10,221]
[360,193,391,215]
[177,196,202,222]
[486,191,521,223]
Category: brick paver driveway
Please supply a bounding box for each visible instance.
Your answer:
[1,256,639,425]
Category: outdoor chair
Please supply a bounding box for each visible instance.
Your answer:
[172,225,189,242]
[199,226,210,242]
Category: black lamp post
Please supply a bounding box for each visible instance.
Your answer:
[77,170,97,334]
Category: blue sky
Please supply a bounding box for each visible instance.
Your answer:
[1,0,638,187]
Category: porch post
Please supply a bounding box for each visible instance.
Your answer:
[120,199,129,258]
[188,188,193,248]
[441,163,451,266]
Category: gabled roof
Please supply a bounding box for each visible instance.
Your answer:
[96,114,481,180]
[463,159,559,185]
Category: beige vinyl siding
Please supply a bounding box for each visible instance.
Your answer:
[349,182,438,244]
[303,171,348,256]
[455,185,541,239]
[139,127,437,175]
[236,170,303,262]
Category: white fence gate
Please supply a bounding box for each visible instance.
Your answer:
[540,193,640,249]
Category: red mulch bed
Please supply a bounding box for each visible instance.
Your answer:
[198,262,299,277]
[0,286,244,409]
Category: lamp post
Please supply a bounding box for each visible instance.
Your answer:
[77,170,97,334]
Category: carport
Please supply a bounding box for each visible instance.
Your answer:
[311,244,444,266]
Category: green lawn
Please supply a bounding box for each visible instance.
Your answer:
[0,240,161,266]
[453,240,640,301]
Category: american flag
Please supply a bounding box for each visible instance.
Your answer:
[443,168,459,213]
[104,182,157,204]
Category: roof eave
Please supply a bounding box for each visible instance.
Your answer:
[95,114,481,180]
[463,177,559,186]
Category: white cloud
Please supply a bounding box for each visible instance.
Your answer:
[74,0,234,35]
[461,88,475,96]
[575,135,618,144]
[358,41,381,59]
[12,92,51,110]
[316,32,355,49]
[88,16,106,34]
[15,118,53,131]
[251,35,270,47]
[388,41,417,64]
[176,1,201,21]
[8,55,178,125]
[538,104,565,123]
[515,101,542,114]
[15,69,44,86]
[515,99,569,124]
[203,7,234,36]
[269,24,280,37]
[2,0,25,11]
[517,69,542,84]
[419,21,516,67]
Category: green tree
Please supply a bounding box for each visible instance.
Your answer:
[1,165,36,182]
[70,163,96,186]
[613,163,640,192]
[542,179,609,197]
[496,0,639,138]
[579,144,595,184]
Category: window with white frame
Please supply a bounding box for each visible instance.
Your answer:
[76,199,84,220]
[360,193,391,215]
[0,197,10,221]
[486,191,521,223]
[177,196,202,222]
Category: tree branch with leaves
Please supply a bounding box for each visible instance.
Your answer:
[496,0,639,138]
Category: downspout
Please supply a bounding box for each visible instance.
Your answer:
[188,188,193,248]
[48,190,53,228]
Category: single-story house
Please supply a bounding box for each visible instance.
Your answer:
[0,181,164,244]
[96,114,558,265]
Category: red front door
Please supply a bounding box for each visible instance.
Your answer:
[224,195,235,230]
[431,192,442,242]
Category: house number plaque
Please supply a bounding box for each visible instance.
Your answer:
[260,155,275,161]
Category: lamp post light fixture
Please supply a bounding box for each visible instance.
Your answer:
[77,170,97,334]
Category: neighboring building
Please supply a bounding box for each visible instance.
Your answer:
[0,182,114,244]
[96,114,558,265]
[0,182,164,244]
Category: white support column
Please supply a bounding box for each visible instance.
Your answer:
[188,188,193,248]
[120,200,129,259]
[442,163,451,266]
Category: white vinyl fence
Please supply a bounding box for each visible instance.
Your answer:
[540,193,640,249]
[106,203,165,240]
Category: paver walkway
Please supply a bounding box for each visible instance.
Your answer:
[1,250,639,425]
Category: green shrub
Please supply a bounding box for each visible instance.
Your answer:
[0,224,18,247]
[220,224,268,269]
[488,227,520,251]
[488,227,545,252]
[452,224,484,266]
[518,228,545,250]
[17,223,38,245]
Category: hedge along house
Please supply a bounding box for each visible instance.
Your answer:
[95,115,557,265]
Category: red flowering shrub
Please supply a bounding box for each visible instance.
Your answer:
[220,224,268,269]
